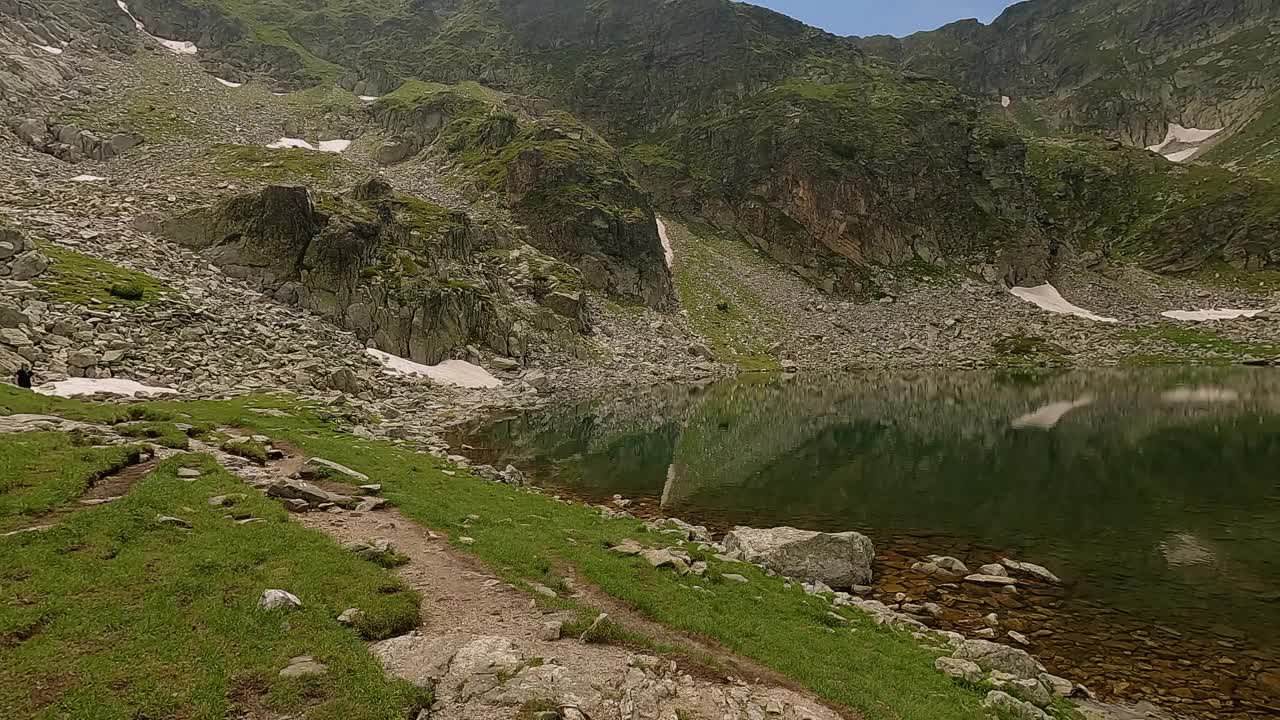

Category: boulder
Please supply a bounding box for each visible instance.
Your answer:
[935,656,982,683]
[376,138,417,165]
[9,251,49,281]
[538,290,591,333]
[66,350,99,369]
[981,691,1050,720]
[953,639,1044,679]
[722,526,874,587]
[266,478,356,509]
[297,457,370,483]
[327,367,363,394]
[13,118,49,147]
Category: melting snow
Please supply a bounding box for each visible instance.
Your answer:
[216,77,243,88]
[35,378,177,398]
[318,139,351,153]
[69,174,106,182]
[267,137,316,150]
[1012,396,1094,430]
[36,44,64,55]
[1161,387,1240,404]
[656,217,674,267]
[1160,309,1263,322]
[1146,123,1223,163]
[1010,284,1118,323]
[1162,147,1199,163]
[366,349,502,389]
[1000,95,1011,108]
[116,0,197,55]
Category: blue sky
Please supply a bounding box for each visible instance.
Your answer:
[746,1,1021,37]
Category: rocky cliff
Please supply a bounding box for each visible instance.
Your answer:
[858,0,1280,177]
[147,178,597,365]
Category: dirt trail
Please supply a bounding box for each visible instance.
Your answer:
[237,445,852,720]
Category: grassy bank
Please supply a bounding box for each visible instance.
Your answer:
[0,409,427,719]
[0,387,989,720]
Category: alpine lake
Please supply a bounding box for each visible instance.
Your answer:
[458,368,1280,719]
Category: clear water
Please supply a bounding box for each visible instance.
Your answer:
[463,369,1280,717]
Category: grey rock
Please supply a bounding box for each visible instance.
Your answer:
[722,573,749,584]
[297,457,370,483]
[977,563,1009,577]
[935,656,983,683]
[337,608,363,625]
[259,589,303,610]
[177,468,202,479]
[9,251,49,281]
[723,525,874,588]
[1001,557,1061,584]
[539,620,562,641]
[67,350,98,368]
[267,478,356,509]
[490,357,519,371]
[155,515,192,529]
[953,639,1044,679]
[0,327,30,347]
[327,367,363,394]
[279,655,328,678]
[981,690,1050,720]
[207,493,246,507]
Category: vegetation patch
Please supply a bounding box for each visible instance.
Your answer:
[33,245,171,309]
[0,432,142,532]
[221,438,270,465]
[211,144,347,185]
[0,452,428,719]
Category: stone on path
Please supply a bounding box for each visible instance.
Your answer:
[298,457,370,484]
[267,478,355,509]
[723,526,874,587]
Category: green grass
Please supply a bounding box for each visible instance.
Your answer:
[116,421,192,450]
[211,144,348,185]
[1123,325,1280,359]
[0,387,991,719]
[32,245,171,309]
[0,433,142,532]
[0,454,426,719]
[667,219,782,372]
[221,438,270,465]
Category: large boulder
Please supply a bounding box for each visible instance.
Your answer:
[953,639,1045,679]
[722,526,874,587]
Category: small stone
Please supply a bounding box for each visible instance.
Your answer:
[459,537,475,545]
[337,608,363,625]
[722,573,749,584]
[208,493,247,507]
[609,539,644,556]
[279,655,328,678]
[984,613,999,628]
[977,563,1009,577]
[359,484,382,494]
[965,573,1017,585]
[177,468,202,479]
[259,589,303,610]
[1008,630,1030,646]
[975,628,997,638]
[155,515,192,529]
[539,620,562,641]
[530,583,558,598]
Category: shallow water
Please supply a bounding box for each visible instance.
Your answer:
[463,368,1280,718]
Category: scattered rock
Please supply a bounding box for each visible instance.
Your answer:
[155,514,192,528]
[539,620,562,641]
[981,690,1049,720]
[259,589,303,610]
[953,639,1044,679]
[935,656,983,683]
[298,457,370,484]
[337,608,364,625]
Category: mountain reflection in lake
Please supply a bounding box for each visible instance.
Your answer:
[461,368,1280,718]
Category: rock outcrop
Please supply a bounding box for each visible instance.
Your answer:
[11,118,142,163]
[148,180,531,365]
[723,526,874,588]
[370,84,676,309]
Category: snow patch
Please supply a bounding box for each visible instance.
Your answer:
[215,77,243,88]
[69,174,106,182]
[1146,123,1223,163]
[116,0,197,55]
[1012,396,1094,430]
[1160,309,1263,322]
[1161,387,1240,404]
[1009,284,1118,323]
[36,44,64,55]
[318,139,351,154]
[1162,147,1199,163]
[35,378,177,398]
[366,349,502,389]
[1000,95,1011,108]
[267,137,316,150]
[656,217,674,267]
[359,95,380,102]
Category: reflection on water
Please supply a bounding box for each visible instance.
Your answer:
[462,368,1280,717]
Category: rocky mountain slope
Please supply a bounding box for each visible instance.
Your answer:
[859,0,1280,179]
